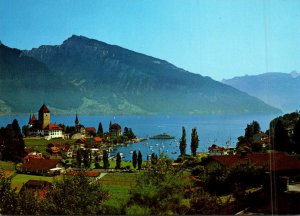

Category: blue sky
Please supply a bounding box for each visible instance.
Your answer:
[0,0,299,81]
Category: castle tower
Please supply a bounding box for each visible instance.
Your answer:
[38,104,50,129]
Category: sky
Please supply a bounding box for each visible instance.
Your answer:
[0,0,300,81]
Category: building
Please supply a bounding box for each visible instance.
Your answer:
[206,152,300,176]
[208,144,225,155]
[28,104,63,139]
[18,158,63,175]
[109,123,122,139]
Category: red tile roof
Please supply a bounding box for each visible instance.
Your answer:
[208,144,225,152]
[44,124,63,130]
[39,104,50,113]
[110,123,121,130]
[85,127,96,133]
[76,138,86,143]
[23,154,45,161]
[21,159,61,172]
[210,153,300,172]
[94,137,102,142]
[29,114,37,124]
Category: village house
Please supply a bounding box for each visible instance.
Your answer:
[253,132,270,149]
[208,144,236,155]
[28,104,63,139]
[109,123,122,139]
[208,144,225,155]
[18,158,63,175]
[207,152,300,174]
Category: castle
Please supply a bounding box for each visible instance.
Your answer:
[28,104,63,139]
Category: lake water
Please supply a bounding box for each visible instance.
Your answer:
[0,114,278,160]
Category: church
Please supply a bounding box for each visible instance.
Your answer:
[28,104,63,139]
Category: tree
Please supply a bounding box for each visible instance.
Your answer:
[132,150,137,169]
[76,149,83,168]
[292,119,300,153]
[0,171,18,215]
[273,119,290,152]
[188,189,221,215]
[0,120,25,162]
[151,153,158,165]
[245,121,261,141]
[123,127,136,140]
[83,149,92,168]
[137,151,142,170]
[12,119,22,137]
[179,127,187,156]
[190,128,199,156]
[22,125,30,137]
[41,174,109,215]
[116,152,121,169]
[103,150,110,170]
[126,158,191,215]
[97,122,104,138]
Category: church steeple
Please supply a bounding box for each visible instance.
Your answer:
[75,113,79,126]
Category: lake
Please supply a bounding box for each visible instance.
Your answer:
[0,114,278,160]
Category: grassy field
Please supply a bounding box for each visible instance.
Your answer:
[24,138,77,153]
[99,173,137,213]
[11,174,61,191]
[0,161,16,171]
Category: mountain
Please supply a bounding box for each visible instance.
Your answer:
[222,72,300,113]
[0,35,281,115]
[0,43,83,114]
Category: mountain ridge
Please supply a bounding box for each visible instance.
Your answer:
[223,72,300,113]
[0,35,281,115]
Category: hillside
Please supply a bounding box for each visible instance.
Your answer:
[0,35,281,115]
[222,72,300,113]
[0,44,83,114]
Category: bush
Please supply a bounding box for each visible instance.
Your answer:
[191,165,205,176]
[188,189,222,215]
[95,162,101,169]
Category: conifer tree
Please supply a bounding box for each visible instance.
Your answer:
[83,149,91,168]
[97,122,104,138]
[191,128,199,156]
[76,149,82,168]
[132,150,137,169]
[116,152,121,169]
[179,126,186,155]
[103,150,110,170]
[137,151,142,170]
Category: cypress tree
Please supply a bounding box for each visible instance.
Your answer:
[83,149,91,168]
[76,149,82,168]
[116,152,121,169]
[97,122,104,138]
[137,150,142,170]
[103,150,110,170]
[191,128,199,156]
[179,126,187,155]
[132,150,137,169]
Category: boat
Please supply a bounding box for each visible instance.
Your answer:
[149,133,175,139]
